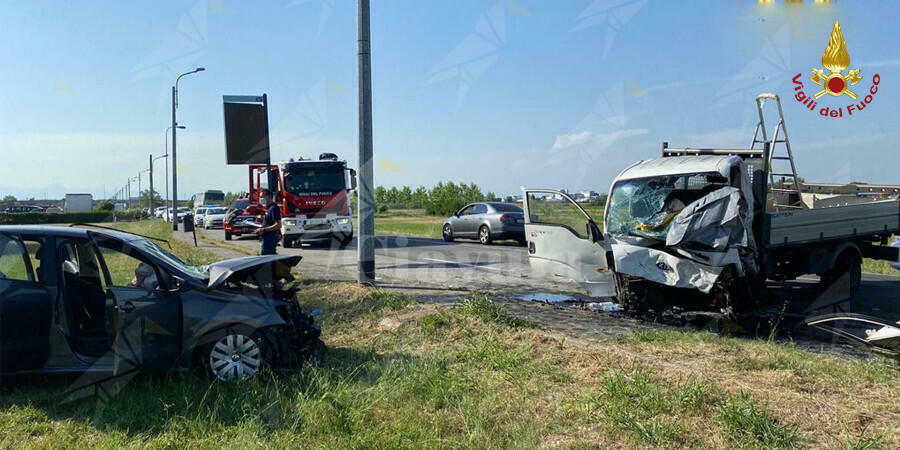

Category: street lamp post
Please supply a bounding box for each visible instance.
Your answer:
[148,154,154,215]
[171,67,205,231]
[161,125,185,222]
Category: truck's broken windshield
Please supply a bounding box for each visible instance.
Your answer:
[606,173,729,240]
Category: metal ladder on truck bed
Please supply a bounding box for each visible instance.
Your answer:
[751,93,805,210]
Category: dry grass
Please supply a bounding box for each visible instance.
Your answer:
[2,221,896,448]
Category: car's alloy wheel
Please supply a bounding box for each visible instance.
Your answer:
[479,226,491,245]
[442,224,454,242]
[208,334,262,382]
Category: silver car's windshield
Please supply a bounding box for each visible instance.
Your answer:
[606,172,728,240]
[140,239,209,280]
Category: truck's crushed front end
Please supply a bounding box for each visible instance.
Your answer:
[605,155,760,313]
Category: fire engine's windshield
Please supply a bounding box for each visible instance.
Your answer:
[283,165,346,195]
[606,173,728,240]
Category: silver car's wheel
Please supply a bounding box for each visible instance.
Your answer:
[208,334,262,382]
[479,225,492,245]
[442,224,454,242]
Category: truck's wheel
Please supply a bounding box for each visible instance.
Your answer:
[821,250,862,293]
[333,233,352,249]
[225,231,232,241]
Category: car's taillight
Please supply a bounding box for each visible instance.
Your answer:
[500,214,513,223]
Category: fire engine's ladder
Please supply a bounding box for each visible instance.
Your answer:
[751,93,804,210]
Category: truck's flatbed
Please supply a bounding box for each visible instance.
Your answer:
[766,199,900,248]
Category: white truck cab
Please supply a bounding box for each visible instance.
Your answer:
[523,94,900,314]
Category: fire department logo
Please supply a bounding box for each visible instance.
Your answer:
[810,21,862,99]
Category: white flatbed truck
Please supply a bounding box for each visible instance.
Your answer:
[523,94,900,313]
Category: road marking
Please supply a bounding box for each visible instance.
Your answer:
[422,257,506,273]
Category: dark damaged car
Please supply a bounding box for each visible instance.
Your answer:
[0,225,323,383]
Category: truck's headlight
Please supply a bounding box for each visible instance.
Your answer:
[336,217,350,225]
[283,219,296,226]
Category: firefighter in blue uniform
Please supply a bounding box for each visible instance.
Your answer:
[254,189,282,255]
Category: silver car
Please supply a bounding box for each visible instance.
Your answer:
[442,202,526,245]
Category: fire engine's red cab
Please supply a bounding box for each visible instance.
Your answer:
[243,153,356,248]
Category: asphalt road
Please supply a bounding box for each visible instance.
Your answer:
[199,229,900,320]
[201,229,577,292]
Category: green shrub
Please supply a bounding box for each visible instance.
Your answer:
[96,200,115,211]
[0,210,145,225]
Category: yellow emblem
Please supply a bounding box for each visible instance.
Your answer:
[810,21,862,99]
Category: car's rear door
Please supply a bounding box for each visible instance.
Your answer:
[0,232,52,373]
[91,234,181,376]
[522,189,616,298]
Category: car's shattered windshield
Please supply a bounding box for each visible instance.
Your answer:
[606,173,729,240]
[140,239,209,280]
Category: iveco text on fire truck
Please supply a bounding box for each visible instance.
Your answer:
[244,153,357,248]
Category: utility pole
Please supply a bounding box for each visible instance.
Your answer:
[171,85,178,228]
[148,154,154,214]
[357,0,375,284]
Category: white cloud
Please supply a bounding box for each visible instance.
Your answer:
[552,128,647,151]
[552,131,593,150]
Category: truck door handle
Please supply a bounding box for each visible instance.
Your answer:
[121,302,135,313]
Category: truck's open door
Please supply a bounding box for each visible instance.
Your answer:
[522,189,615,298]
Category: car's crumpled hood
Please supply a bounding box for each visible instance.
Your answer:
[206,255,302,290]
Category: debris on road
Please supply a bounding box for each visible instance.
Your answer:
[807,313,900,361]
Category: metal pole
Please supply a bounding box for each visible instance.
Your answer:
[171,85,178,230]
[357,0,375,284]
[165,128,171,222]
[149,154,154,215]
[263,93,273,191]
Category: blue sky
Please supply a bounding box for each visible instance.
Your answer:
[1,0,898,200]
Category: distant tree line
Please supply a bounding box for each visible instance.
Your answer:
[375,182,498,216]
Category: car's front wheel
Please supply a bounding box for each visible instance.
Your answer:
[442,224,454,242]
[203,331,269,382]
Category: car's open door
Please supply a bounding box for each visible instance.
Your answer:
[90,234,181,376]
[522,189,616,298]
[0,232,52,373]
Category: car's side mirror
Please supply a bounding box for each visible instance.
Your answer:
[349,169,358,191]
[169,275,185,292]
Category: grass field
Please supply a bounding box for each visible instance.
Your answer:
[372,209,445,239]
[1,221,898,448]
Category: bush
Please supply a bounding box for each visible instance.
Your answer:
[97,200,115,211]
[373,182,497,216]
[0,210,145,225]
